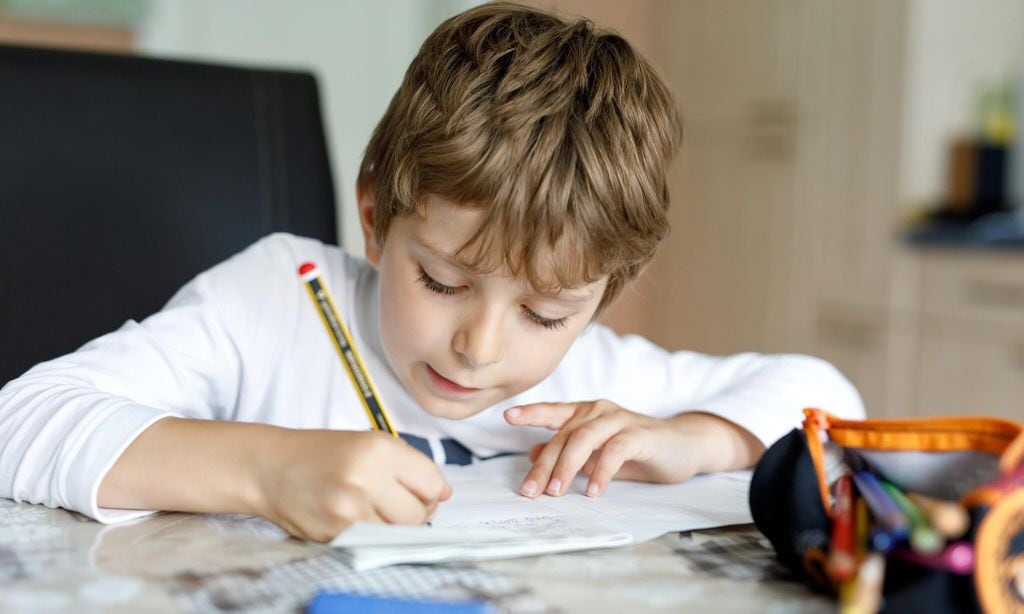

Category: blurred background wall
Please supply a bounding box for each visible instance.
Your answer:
[3,0,1023,419]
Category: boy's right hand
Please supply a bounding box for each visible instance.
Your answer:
[254,429,451,542]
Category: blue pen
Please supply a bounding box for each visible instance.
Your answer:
[308,591,495,614]
[868,525,905,553]
[852,470,909,534]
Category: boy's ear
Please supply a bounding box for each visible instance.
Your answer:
[357,185,381,266]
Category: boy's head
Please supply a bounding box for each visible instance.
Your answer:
[356,2,681,419]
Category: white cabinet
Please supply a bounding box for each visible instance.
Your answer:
[914,325,1024,418]
[567,0,1024,420]
[909,252,1024,419]
[633,0,1024,421]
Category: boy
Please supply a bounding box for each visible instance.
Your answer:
[0,2,863,543]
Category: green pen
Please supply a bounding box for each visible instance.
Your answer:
[880,480,943,554]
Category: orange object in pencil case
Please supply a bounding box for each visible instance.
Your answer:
[801,409,1024,613]
[975,486,1024,613]
[751,408,1024,613]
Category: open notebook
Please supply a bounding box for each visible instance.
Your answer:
[330,455,752,570]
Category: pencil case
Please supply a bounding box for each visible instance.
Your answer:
[749,408,1024,613]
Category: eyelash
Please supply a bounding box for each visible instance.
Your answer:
[416,267,568,331]
[417,267,462,296]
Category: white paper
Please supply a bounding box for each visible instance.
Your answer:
[331,455,752,570]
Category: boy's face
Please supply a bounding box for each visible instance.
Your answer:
[360,193,606,420]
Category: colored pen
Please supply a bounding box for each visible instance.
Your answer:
[841,553,885,614]
[880,481,942,554]
[868,525,903,553]
[830,475,857,580]
[299,262,397,436]
[890,541,974,575]
[906,492,968,539]
[854,497,869,563]
[852,471,908,534]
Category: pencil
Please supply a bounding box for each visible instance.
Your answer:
[299,262,397,436]
[841,553,885,614]
[855,497,869,563]
[905,492,968,539]
[830,475,857,580]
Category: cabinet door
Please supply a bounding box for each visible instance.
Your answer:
[813,303,917,418]
[812,0,908,311]
[814,326,890,417]
[914,324,1024,419]
[646,0,804,354]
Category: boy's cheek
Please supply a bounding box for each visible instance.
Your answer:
[502,344,568,392]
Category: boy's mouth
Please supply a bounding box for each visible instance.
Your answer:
[425,364,480,396]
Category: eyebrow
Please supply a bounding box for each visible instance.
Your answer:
[413,235,474,273]
[412,235,597,304]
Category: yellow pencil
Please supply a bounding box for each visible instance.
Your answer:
[906,492,968,539]
[298,262,397,436]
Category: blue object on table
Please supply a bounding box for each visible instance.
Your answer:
[307,591,494,614]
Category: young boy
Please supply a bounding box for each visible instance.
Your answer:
[0,2,863,543]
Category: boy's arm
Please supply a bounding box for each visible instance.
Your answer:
[0,240,265,523]
[563,325,866,449]
[506,324,864,497]
[661,410,765,473]
[99,417,449,542]
[0,235,450,538]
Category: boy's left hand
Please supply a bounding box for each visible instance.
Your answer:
[504,400,759,499]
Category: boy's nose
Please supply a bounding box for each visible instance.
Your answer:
[452,308,504,368]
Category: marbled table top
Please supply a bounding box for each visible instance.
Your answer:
[0,498,830,613]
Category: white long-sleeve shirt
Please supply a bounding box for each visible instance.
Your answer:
[0,233,864,523]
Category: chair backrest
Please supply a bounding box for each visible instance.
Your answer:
[0,44,338,385]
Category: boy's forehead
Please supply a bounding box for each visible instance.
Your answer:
[406,199,605,300]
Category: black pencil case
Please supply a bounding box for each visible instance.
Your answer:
[749,408,1024,613]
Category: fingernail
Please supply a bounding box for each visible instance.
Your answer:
[505,407,521,420]
[520,479,537,497]
[586,482,599,497]
[547,479,562,496]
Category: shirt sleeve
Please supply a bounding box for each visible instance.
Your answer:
[0,234,294,523]
[559,324,866,448]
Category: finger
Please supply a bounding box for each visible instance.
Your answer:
[504,403,581,430]
[375,478,432,525]
[424,484,454,522]
[585,432,642,497]
[528,443,544,462]
[517,406,607,497]
[318,487,383,541]
[547,415,626,496]
[395,444,451,506]
[519,431,571,498]
[579,450,599,477]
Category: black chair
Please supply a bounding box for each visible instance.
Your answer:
[0,44,338,385]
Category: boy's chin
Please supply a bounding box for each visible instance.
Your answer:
[413,394,490,420]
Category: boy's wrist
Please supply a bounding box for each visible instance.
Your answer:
[240,423,294,518]
[664,411,764,474]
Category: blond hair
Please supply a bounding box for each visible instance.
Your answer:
[358,1,681,314]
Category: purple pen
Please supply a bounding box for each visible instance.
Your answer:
[853,470,909,532]
[891,542,974,575]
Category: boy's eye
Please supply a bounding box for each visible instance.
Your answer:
[418,265,566,330]
[522,307,567,331]
[417,266,463,296]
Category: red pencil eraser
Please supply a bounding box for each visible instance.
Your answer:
[298,262,317,276]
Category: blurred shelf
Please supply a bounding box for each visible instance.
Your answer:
[0,11,134,53]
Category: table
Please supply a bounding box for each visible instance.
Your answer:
[0,498,830,612]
